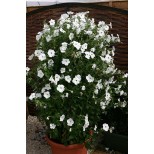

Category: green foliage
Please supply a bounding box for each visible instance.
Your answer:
[26,11,128,149]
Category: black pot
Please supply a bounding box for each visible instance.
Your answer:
[101,132,128,154]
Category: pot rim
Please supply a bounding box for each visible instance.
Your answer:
[45,135,85,150]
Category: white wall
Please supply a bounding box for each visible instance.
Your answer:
[26,0,127,7]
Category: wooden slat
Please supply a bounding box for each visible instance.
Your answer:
[26,1,128,13]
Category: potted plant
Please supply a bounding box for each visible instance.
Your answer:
[26,11,127,154]
[99,72,128,153]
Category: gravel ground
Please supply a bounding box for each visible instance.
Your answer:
[26,115,121,154]
[26,116,51,154]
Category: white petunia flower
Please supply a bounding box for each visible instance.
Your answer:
[104,25,109,31]
[104,80,109,86]
[121,101,127,108]
[83,114,89,131]
[118,85,122,90]
[50,123,56,129]
[94,89,99,95]
[86,74,94,83]
[47,116,50,120]
[28,54,34,60]
[46,35,52,42]
[100,56,105,62]
[90,52,95,59]
[55,74,61,83]
[67,11,74,15]
[43,23,49,29]
[42,63,47,69]
[38,53,46,61]
[49,75,55,84]
[53,29,59,37]
[85,30,92,35]
[94,125,97,131]
[60,42,68,53]
[105,92,111,101]
[109,127,115,133]
[98,21,105,27]
[103,123,109,131]
[57,84,65,93]
[90,48,95,52]
[72,20,79,29]
[83,126,86,131]
[48,59,54,67]
[76,27,81,34]
[60,13,69,20]
[98,29,105,37]
[26,67,30,73]
[60,28,66,33]
[49,74,61,85]
[106,35,111,42]
[120,90,124,96]
[60,46,67,53]
[105,54,112,63]
[72,41,81,50]
[123,81,126,84]
[36,32,42,41]
[41,87,46,93]
[45,84,51,90]
[100,101,106,110]
[69,33,74,40]
[111,46,115,56]
[116,34,120,42]
[62,42,68,47]
[67,118,74,126]
[98,83,103,90]
[29,93,36,100]
[92,64,96,69]
[36,35,41,41]
[106,66,114,74]
[85,52,91,59]
[81,86,86,91]
[72,75,81,85]
[60,114,65,122]
[124,73,128,78]
[35,50,44,57]
[65,75,71,83]
[37,70,44,78]
[60,67,66,73]
[81,43,88,52]
[85,51,95,59]
[67,24,71,29]
[100,51,113,63]
[43,91,50,99]
[49,19,55,26]
[96,80,103,89]
[35,93,42,98]
[48,49,55,57]
[62,58,70,66]
[43,63,47,69]
[100,42,104,48]
[109,22,112,29]
[65,93,69,97]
